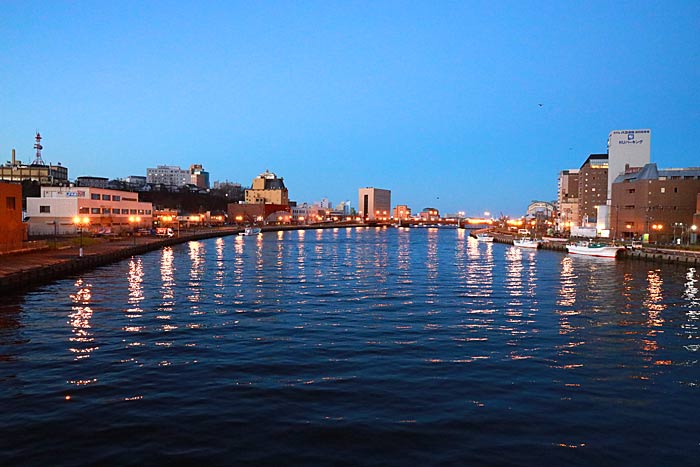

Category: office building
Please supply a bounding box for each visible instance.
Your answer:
[610,163,700,242]
[557,169,579,232]
[577,154,608,225]
[26,187,153,236]
[190,164,210,189]
[358,187,391,221]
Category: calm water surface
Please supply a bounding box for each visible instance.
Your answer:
[1,227,699,465]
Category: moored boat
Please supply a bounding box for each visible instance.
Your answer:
[566,241,624,258]
[513,238,540,249]
[239,227,262,236]
[475,233,494,242]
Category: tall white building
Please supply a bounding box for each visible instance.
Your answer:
[607,129,651,198]
[146,165,189,188]
[600,129,651,232]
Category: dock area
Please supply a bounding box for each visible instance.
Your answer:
[487,230,700,265]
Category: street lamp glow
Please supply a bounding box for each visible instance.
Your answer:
[72,215,89,257]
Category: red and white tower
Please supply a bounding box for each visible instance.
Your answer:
[32,131,45,166]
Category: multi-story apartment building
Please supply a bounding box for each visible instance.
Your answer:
[146,165,189,188]
[610,163,700,242]
[358,187,391,221]
[577,154,608,225]
[26,187,153,236]
[557,169,579,231]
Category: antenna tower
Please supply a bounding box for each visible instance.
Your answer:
[32,131,45,166]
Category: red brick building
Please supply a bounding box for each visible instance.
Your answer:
[0,182,26,251]
[577,154,608,225]
[610,163,700,242]
[227,203,290,224]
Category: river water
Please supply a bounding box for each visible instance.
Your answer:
[1,227,698,465]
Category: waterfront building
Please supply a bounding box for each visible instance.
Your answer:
[146,165,189,188]
[244,170,289,205]
[607,129,651,203]
[556,169,579,232]
[0,181,26,251]
[25,187,153,236]
[393,205,411,220]
[577,154,608,225]
[418,208,440,222]
[610,163,700,243]
[190,164,210,189]
[75,176,109,188]
[358,187,391,221]
[228,203,290,224]
[598,129,652,232]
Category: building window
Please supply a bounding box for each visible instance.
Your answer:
[112,195,121,201]
[39,205,50,213]
[130,209,137,214]
[674,187,678,193]
[146,210,151,215]
[660,187,665,193]
[91,208,100,214]
[628,189,635,194]
[91,193,100,200]
[79,207,89,214]
[102,208,110,214]
[6,196,16,210]
[122,209,129,214]
[138,209,145,215]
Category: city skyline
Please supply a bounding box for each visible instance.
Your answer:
[1,1,699,216]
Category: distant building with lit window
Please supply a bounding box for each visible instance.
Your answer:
[394,205,411,220]
[146,165,189,188]
[578,154,608,225]
[557,169,579,232]
[190,164,210,189]
[610,163,700,242]
[358,187,391,221]
[245,170,289,205]
[26,187,153,236]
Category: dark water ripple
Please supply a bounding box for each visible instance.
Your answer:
[1,227,699,465]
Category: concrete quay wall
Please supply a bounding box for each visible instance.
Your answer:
[490,234,700,265]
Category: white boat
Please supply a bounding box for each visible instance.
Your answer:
[475,233,494,242]
[239,227,262,236]
[513,238,540,249]
[566,241,624,258]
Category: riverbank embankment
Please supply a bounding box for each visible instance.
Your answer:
[0,223,368,295]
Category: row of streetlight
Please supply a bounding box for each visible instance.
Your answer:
[71,215,142,257]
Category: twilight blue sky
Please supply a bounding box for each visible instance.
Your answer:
[1,1,699,216]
